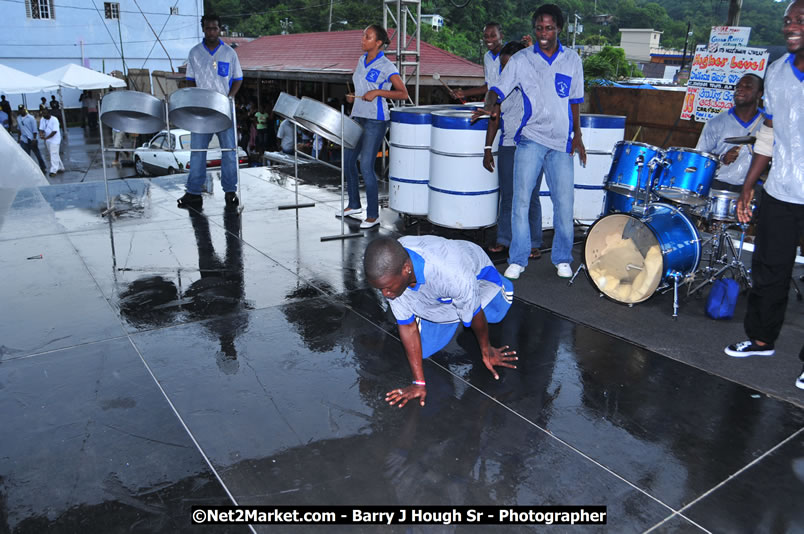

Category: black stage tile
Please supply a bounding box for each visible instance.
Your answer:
[0,234,125,360]
[683,433,804,533]
[65,209,322,333]
[338,290,804,511]
[129,298,672,533]
[644,514,708,533]
[0,338,244,533]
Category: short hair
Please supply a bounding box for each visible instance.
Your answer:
[201,13,221,28]
[501,41,526,57]
[364,237,409,282]
[484,21,502,34]
[742,73,764,94]
[533,4,565,30]
[367,24,390,47]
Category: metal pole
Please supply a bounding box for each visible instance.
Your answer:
[321,105,362,241]
[58,87,69,144]
[277,121,315,210]
[231,97,243,213]
[99,95,113,216]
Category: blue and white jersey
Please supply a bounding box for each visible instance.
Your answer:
[499,88,526,147]
[695,107,764,186]
[351,52,399,121]
[491,42,584,153]
[389,236,512,327]
[186,40,243,96]
[762,54,804,205]
[483,49,502,88]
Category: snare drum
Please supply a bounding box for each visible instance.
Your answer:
[605,141,664,198]
[655,148,719,207]
[707,190,739,222]
[584,203,701,304]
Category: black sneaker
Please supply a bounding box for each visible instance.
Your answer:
[724,340,775,358]
[225,192,239,206]
[177,193,203,208]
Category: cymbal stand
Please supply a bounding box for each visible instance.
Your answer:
[687,221,752,296]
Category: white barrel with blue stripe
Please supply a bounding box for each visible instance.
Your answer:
[539,114,626,226]
[389,107,434,215]
[428,110,500,229]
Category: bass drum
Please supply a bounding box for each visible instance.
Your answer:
[584,203,701,304]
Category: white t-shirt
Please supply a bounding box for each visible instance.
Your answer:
[483,49,502,88]
[695,108,764,186]
[277,119,295,153]
[762,54,804,204]
[351,52,399,121]
[39,116,61,144]
[186,40,243,96]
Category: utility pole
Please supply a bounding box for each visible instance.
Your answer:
[680,22,692,72]
[328,0,333,31]
[727,0,742,26]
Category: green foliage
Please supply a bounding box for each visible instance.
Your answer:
[583,45,643,83]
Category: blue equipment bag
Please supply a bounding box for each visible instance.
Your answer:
[706,278,739,319]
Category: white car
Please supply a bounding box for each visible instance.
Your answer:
[134,129,247,176]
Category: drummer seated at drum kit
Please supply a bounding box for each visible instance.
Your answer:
[177,13,243,209]
[694,73,765,195]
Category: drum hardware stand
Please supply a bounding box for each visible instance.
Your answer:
[278,121,316,211]
[568,263,586,287]
[669,271,683,318]
[321,105,363,242]
[687,222,752,296]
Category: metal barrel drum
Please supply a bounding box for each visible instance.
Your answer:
[273,92,301,122]
[100,90,166,134]
[168,87,233,134]
[574,114,626,222]
[427,110,499,229]
[389,107,434,216]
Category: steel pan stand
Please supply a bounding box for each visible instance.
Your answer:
[321,105,363,242]
[277,121,316,211]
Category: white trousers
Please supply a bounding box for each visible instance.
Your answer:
[46,141,64,174]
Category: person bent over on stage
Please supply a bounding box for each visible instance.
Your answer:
[364,236,518,407]
[724,0,804,391]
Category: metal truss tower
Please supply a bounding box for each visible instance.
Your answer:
[383,0,421,105]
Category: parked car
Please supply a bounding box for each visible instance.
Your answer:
[134,129,247,176]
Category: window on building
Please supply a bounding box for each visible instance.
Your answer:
[26,0,55,19]
[104,2,120,19]
[170,6,179,15]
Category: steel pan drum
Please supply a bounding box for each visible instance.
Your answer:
[168,88,232,134]
[274,92,301,122]
[100,90,165,134]
[293,97,362,149]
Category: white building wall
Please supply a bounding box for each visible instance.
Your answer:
[1,0,203,108]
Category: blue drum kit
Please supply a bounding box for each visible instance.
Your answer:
[573,140,752,317]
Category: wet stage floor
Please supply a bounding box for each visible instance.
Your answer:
[1,167,802,533]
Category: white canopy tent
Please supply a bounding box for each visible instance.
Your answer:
[0,64,59,94]
[38,64,127,143]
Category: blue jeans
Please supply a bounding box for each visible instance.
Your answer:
[509,138,574,267]
[20,138,46,170]
[496,145,541,247]
[344,117,388,219]
[185,126,237,195]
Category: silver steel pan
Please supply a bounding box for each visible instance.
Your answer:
[100,90,165,134]
[293,97,362,149]
[274,92,301,122]
[168,87,232,134]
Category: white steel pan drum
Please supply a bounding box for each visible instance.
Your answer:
[293,97,362,149]
[168,87,233,134]
[427,110,500,229]
[584,203,701,304]
[100,90,165,134]
[273,92,301,122]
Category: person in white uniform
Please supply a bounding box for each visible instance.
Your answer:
[451,22,505,101]
[341,24,409,229]
[178,13,243,209]
[38,108,64,177]
[695,73,765,193]
[364,236,517,408]
[724,0,804,392]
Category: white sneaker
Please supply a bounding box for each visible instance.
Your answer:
[796,368,804,390]
[556,263,572,278]
[336,207,362,218]
[504,264,525,280]
[359,218,379,229]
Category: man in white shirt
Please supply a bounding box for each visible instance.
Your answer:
[178,13,243,209]
[451,22,505,101]
[38,108,64,177]
[276,118,295,155]
[724,0,804,391]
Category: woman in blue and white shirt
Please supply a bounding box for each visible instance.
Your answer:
[342,24,409,229]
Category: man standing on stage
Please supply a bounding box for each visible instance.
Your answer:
[483,4,586,280]
[695,73,765,193]
[724,0,804,391]
[178,13,243,209]
[364,236,517,408]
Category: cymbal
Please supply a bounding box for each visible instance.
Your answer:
[724,135,755,145]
